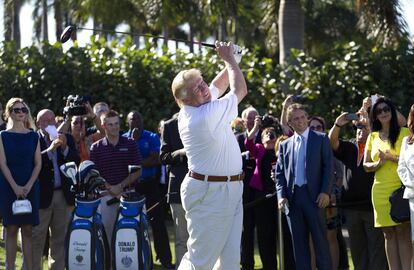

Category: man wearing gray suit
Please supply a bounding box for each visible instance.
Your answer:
[276,103,332,270]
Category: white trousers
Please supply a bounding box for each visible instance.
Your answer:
[98,194,120,245]
[178,176,243,270]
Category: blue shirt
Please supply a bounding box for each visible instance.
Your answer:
[123,129,160,179]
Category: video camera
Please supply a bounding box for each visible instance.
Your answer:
[63,95,90,116]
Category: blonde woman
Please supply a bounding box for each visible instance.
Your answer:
[0,97,41,270]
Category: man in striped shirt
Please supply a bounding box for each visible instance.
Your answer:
[90,110,142,244]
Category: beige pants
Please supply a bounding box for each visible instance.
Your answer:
[98,194,120,245]
[32,190,73,270]
[170,203,189,269]
[178,177,243,270]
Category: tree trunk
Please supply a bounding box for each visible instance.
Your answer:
[130,24,141,48]
[162,24,169,48]
[3,0,12,41]
[12,0,22,48]
[54,0,63,41]
[218,14,226,41]
[188,24,194,53]
[278,0,304,66]
[42,0,49,42]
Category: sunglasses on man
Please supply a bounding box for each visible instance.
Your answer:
[11,107,29,114]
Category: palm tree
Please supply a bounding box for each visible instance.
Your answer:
[356,0,409,46]
[278,0,304,66]
[54,0,63,41]
[10,0,24,48]
[3,0,13,42]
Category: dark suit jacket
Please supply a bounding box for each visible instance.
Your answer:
[38,131,80,209]
[276,130,333,203]
[160,117,188,204]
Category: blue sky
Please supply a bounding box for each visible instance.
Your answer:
[0,0,413,50]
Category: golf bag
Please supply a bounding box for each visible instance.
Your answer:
[66,198,111,270]
[112,194,152,270]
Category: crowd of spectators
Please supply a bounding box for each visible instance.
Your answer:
[1,92,414,270]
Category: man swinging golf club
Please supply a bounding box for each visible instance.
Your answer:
[171,41,247,270]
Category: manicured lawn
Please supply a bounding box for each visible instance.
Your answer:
[0,221,265,269]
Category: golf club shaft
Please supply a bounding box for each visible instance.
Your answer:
[76,26,216,48]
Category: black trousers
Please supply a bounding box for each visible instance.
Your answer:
[135,177,172,265]
[241,188,296,270]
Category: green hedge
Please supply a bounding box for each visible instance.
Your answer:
[0,38,413,132]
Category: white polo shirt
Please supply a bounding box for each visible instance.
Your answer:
[178,85,242,176]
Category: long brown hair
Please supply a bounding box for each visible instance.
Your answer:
[4,97,35,130]
[407,104,414,145]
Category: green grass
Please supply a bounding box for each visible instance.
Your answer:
[1,221,355,270]
[0,221,263,269]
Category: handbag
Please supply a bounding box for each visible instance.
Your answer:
[389,185,410,223]
[12,198,32,215]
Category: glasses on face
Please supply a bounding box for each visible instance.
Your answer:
[310,125,323,131]
[375,106,391,115]
[11,107,29,114]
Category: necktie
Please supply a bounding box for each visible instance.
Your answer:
[295,135,306,186]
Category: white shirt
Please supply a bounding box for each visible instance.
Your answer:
[178,85,242,176]
[397,136,414,199]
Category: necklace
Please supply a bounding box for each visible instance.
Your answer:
[379,131,389,141]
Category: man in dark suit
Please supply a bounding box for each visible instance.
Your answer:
[160,113,189,268]
[276,103,332,270]
[32,109,80,270]
[236,106,260,270]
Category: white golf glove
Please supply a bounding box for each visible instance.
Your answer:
[232,44,243,64]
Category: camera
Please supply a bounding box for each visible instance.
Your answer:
[261,114,276,128]
[292,95,303,103]
[261,114,282,135]
[63,95,90,116]
[345,113,359,121]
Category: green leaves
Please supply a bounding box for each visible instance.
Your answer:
[0,39,413,132]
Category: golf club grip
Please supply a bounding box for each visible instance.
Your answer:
[200,42,216,48]
[106,197,120,206]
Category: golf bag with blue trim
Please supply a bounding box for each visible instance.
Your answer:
[112,194,152,270]
[65,198,111,270]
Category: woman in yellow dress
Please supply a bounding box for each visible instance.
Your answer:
[364,97,411,270]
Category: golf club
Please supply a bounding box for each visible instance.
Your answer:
[60,162,78,186]
[60,25,216,48]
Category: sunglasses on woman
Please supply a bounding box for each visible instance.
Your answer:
[375,106,390,115]
[11,107,29,114]
[310,125,324,131]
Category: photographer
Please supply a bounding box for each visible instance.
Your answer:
[58,98,104,159]
[245,116,279,269]
[329,109,388,270]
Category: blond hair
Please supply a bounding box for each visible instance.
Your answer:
[4,97,35,129]
[171,69,201,106]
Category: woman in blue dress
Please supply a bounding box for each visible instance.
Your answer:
[0,97,41,270]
